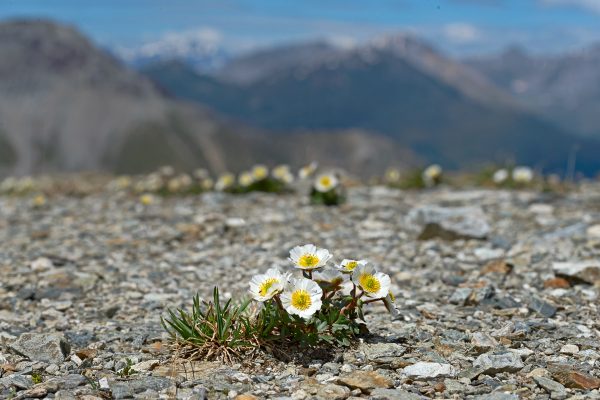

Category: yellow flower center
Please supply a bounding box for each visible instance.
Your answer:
[291,290,312,311]
[319,176,332,188]
[344,261,358,271]
[259,278,279,296]
[298,254,320,268]
[359,273,381,293]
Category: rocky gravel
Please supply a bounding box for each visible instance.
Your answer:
[1,183,600,399]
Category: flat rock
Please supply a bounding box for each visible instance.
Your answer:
[109,376,173,399]
[402,362,456,379]
[316,383,351,400]
[9,333,71,363]
[473,393,518,400]
[0,374,33,390]
[369,388,424,400]
[360,342,406,367]
[472,352,524,375]
[407,205,491,240]
[534,376,567,400]
[471,332,498,352]
[553,261,600,284]
[551,368,600,390]
[130,359,159,372]
[528,296,557,317]
[337,371,393,394]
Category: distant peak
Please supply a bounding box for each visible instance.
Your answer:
[501,45,530,60]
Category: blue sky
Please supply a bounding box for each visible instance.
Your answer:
[2,0,600,57]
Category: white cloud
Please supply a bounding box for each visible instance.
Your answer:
[442,23,482,44]
[541,0,600,13]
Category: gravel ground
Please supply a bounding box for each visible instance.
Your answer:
[1,183,600,399]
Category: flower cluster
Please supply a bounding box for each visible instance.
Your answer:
[382,165,444,189]
[489,165,535,188]
[247,244,395,345]
[215,164,296,193]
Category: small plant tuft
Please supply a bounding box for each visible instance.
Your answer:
[162,245,396,362]
[162,288,261,363]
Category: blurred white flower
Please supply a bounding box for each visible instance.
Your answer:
[422,164,442,187]
[238,171,254,187]
[385,168,401,183]
[273,164,294,184]
[512,166,534,183]
[299,161,318,180]
[251,164,269,181]
[314,173,338,193]
[215,173,235,191]
[493,168,509,184]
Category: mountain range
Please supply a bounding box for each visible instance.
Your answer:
[1,19,600,177]
[142,35,600,175]
[0,20,417,177]
[467,45,600,139]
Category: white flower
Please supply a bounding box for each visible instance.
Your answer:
[193,168,209,180]
[336,259,368,274]
[167,178,181,193]
[352,264,391,299]
[215,173,235,191]
[273,165,295,184]
[299,161,318,179]
[158,165,175,177]
[252,165,269,181]
[201,178,214,190]
[493,168,509,184]
[289,244,332,270]
[280,172,294,185]
[313,269,345,286]
[385,168,401,183]
[313,173,338,193]
[422,164,442,187]
[512,166,533,183]
[249,268,290,302]
[238,171,254,187]
[281,277,323,319]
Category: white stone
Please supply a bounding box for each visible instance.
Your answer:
[30,257,54,271]
[403,362,456,379]
[99,377,110,390]
[473,247,504,261]
[587,224,600,238]
[560,344,579,354]
[71,354,83,366]
[225,217,246,228]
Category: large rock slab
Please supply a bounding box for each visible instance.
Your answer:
[407,206,491,240]
[9,333,70,363]
[552,261,600,284]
